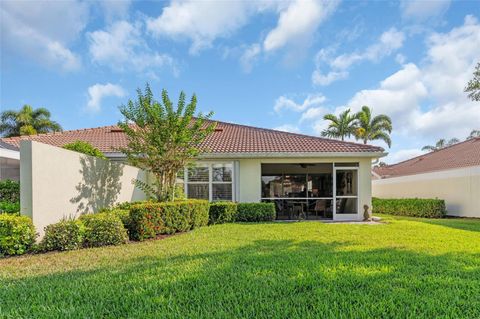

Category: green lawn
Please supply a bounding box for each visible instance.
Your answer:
[1,216,479,319]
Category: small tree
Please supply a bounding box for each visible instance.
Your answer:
[465,62,480,101]
[118,84,216,202]
[422,138,459,152]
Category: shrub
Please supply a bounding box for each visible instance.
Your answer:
[372,198,446,218]
[0,201,20,215]
[209,202,237,225]
[0,214,36,256]
[0,180,20,203]
[129,200,209,241]
[236,203,276,222]
[79,213,128,247]
[101,208,131,235]
[63,141,106,159]
[41,220,84,251]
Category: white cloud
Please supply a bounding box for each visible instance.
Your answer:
[88,21,176,74]
[273,124,301,133]
[300,106,328,122]
[385,148,426,164]
[312,28,405,85]
[263,0,339,52]
[0,0,87,71]
[146,1,259,54]
[99,0,132,21]
[400,0,450,21]
[86,83,126,113]
[240,44,261,72]
[274,94,326,113]
[347,16,480,140]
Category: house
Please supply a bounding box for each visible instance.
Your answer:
[0,120,385,226]
[373,137,480,218]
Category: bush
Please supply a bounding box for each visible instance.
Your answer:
[372,198,446,218]
[101,208,131,235]
[129,200,209,241]
[236,203,276,222]
[79,213,128,247]
[0,214,36,256]
[63,140,106,159]
[41,220,84,251]
[209,202,237,225]
[0,201,20,215]
[0,180,20,203]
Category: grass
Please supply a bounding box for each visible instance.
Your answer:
[1,215,479,319]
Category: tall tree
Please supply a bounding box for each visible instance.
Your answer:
[354,106,393,148]
[321,109,358,141]
[422,138,459,152]
[467,129,480,140]
[118,84,216,202]
[0,105,62,137]
[465,62,480,101]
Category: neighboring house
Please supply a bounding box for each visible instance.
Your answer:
[373,137,480,218]
[0,120,385,223]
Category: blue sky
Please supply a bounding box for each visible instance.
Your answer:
[1,0,479,163]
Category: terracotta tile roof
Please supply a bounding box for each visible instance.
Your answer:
[0,120,384,155]
[374,137,480,178]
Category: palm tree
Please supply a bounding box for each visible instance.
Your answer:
[422,138,459,152]
[321,109,358,141]
[465,62,480,101]
[354,106,392,148]
[0,105,62,137]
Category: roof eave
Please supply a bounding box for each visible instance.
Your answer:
[198,151,387,159]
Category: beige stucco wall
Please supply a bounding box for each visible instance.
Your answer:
[20,141,147,237]
[372,166,480,218]
[235,157,373,221]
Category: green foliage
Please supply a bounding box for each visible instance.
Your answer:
[118,84,216,201]
[372,198,446,218]
[209,202,238,225]
[0,201,20,215]
[422,138,459,152]
[0,214,36,256]
[354,105,392,148]
[129,200,209,240]
[40,220,85,251]
[0,179,20,203]
[79,213,128,247]
[236,203,276,222]
[0,104,62,137]
[321,109,357,141]
[63,140,106,159]
[465,61,480,101]
[101,208,132,236]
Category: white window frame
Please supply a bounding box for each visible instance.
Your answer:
[333,164,359,220]
[181,161,235,202]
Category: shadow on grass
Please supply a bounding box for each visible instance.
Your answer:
[1,240,479,319]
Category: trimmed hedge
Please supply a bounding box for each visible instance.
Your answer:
[0,201,20,215]
[129,200,209,241]
[63,140,106,159]
[0,180,20,203]
[236,203,276,222]
[0,214,36,256]
[41,220,85,251]
[101,208,131,233]
[372,198,446,218]
[79,213,128,247]
[209,202,238,225]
